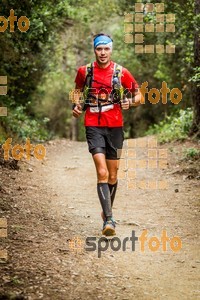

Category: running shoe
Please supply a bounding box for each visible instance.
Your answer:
[102,218,116,236]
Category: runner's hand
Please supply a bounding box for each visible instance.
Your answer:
[121,98,130,110]
[73,104,82,118]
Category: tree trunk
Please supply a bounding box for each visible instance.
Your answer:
[190,0,200,138]
[71,117,79,141]
[70,46,84,141]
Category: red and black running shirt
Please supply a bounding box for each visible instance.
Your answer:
[75,60,139,127]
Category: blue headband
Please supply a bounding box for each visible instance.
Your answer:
[94,35,113,49]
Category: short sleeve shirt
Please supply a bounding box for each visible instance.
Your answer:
[75,61,139,127]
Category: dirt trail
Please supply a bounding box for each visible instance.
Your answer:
[0,138,199,300]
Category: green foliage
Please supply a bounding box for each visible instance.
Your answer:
[189,67,200,87]
[10,276,22,285]
[183,147,200,160]
[0,105,50,143]
[0,0,198,141]
[30,0,123,140]
[146,108,193,143]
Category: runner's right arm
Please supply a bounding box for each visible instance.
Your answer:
[72,84,83,118]
[72,66,87,118]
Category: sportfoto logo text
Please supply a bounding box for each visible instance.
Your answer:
[69,81,182,105]
[68,230,182,258]
[2,138,46,161]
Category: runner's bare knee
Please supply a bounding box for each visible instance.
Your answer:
[108,174,117,184]
[97,167,108,181]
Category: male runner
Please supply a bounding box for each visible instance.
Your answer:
[72,33,143,236]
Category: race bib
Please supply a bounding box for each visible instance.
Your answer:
[89,104,114,113]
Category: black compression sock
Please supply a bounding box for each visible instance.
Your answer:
[108,181,118,207]
[97,183,112,219]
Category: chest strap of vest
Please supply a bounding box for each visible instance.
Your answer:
[83,62,123,124]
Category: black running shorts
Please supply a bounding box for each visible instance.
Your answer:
[85,126,124,160]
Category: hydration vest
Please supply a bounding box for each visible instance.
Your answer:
[82,62,124,111]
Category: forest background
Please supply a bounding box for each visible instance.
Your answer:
[0,0,199,144]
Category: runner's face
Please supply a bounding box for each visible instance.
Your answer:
[94,45,112,66]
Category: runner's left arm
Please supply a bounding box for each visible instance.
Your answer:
[129,89,144,107]
[121,68,144,107]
